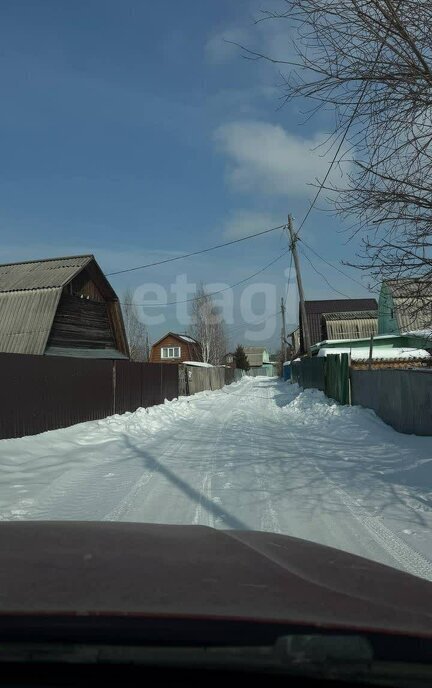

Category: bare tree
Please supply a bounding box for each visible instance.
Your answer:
[122,288,149,362]
[248,0,432,323]
[189,284,227,364]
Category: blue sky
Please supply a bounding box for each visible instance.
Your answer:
[0,0,376,349]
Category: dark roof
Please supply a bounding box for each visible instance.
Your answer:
[151,332,200,348]
[300,299,378,350]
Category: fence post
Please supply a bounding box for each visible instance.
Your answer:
[112,360,117,415]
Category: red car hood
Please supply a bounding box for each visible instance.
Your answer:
[0,521,430,638]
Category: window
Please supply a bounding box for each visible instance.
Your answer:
[161,346,181,359]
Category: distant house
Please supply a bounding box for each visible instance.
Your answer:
[150,332,202,364]
[243,346,270,368]
[0,255,129,359]
[378,278,432,335]
[223,352,236,368]
[299,299,378,353]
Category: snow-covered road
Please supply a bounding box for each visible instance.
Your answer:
[1,377,432,580]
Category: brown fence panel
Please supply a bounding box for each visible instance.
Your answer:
[0,352,113,440]
[114,360,142,415]
[116,362,179,413]
[141,363,179,408]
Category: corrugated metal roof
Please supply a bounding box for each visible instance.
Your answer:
[322,310,377,321]
[385,277,432,298]
[0,289,61,354]
[394,297,432,332]
[0,255,93,292]
[301,299,378,350]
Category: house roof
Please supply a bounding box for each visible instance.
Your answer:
[301,299,378,349]
[322,310,377,321]
[0,255,124,356]
[243,346,268,367]
[384,277,432,298]
[151,332,200,348]
[383,278,432,331]
[0,255,93,292]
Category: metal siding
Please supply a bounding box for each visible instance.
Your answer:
[325,316,377,340]
[0,256,92,291]
[0,353,113,439]
[351,369,432,435]
[394,297,432,332]
[0,289,61,354]
[0,354,180,439]
[115,362,179,415]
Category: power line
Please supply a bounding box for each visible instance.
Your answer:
[298,237,377,293]
[106,224,286,277]
[299,247,355,299]
[120,248,290,307]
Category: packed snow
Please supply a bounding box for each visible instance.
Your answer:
[0,377,431,580]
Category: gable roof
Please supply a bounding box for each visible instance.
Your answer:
[151,332,200,348]
[0,255,124,356]
[301,299,378,350]
[0,255,93,292]
[384,277,432,299]
[382,278,432,331]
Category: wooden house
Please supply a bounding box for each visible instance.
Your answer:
[378,278,432,335]
[0,255,129,359]
[150,332,202,364]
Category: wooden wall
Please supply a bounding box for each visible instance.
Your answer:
[48,294,115,350]
[150,335,200,364]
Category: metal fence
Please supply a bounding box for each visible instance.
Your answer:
[351,368,432,435]
[325,354,350,405]
[0,353,179,440]
[291,357,326,391]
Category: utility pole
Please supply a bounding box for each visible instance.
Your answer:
[288,214,312,357]
[280,297,287,363]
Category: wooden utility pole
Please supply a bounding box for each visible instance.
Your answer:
[281,297,287,363]
[288,214,312,357]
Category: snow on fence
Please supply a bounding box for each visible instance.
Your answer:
[0,353,179,440]
[180,364,227,395]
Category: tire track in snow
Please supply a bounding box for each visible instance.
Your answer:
[287,426,432,582]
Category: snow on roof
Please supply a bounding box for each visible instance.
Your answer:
[314,334,403,348]
[177,334,198,343]
[402,329,432,339]
[317,347,431,360]
[183,360,213,368]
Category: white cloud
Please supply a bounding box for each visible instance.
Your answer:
[205,27,251,64]
[214,120,348,198]
[222,209,282,239]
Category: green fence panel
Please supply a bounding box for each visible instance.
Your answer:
[325,353,349,405]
